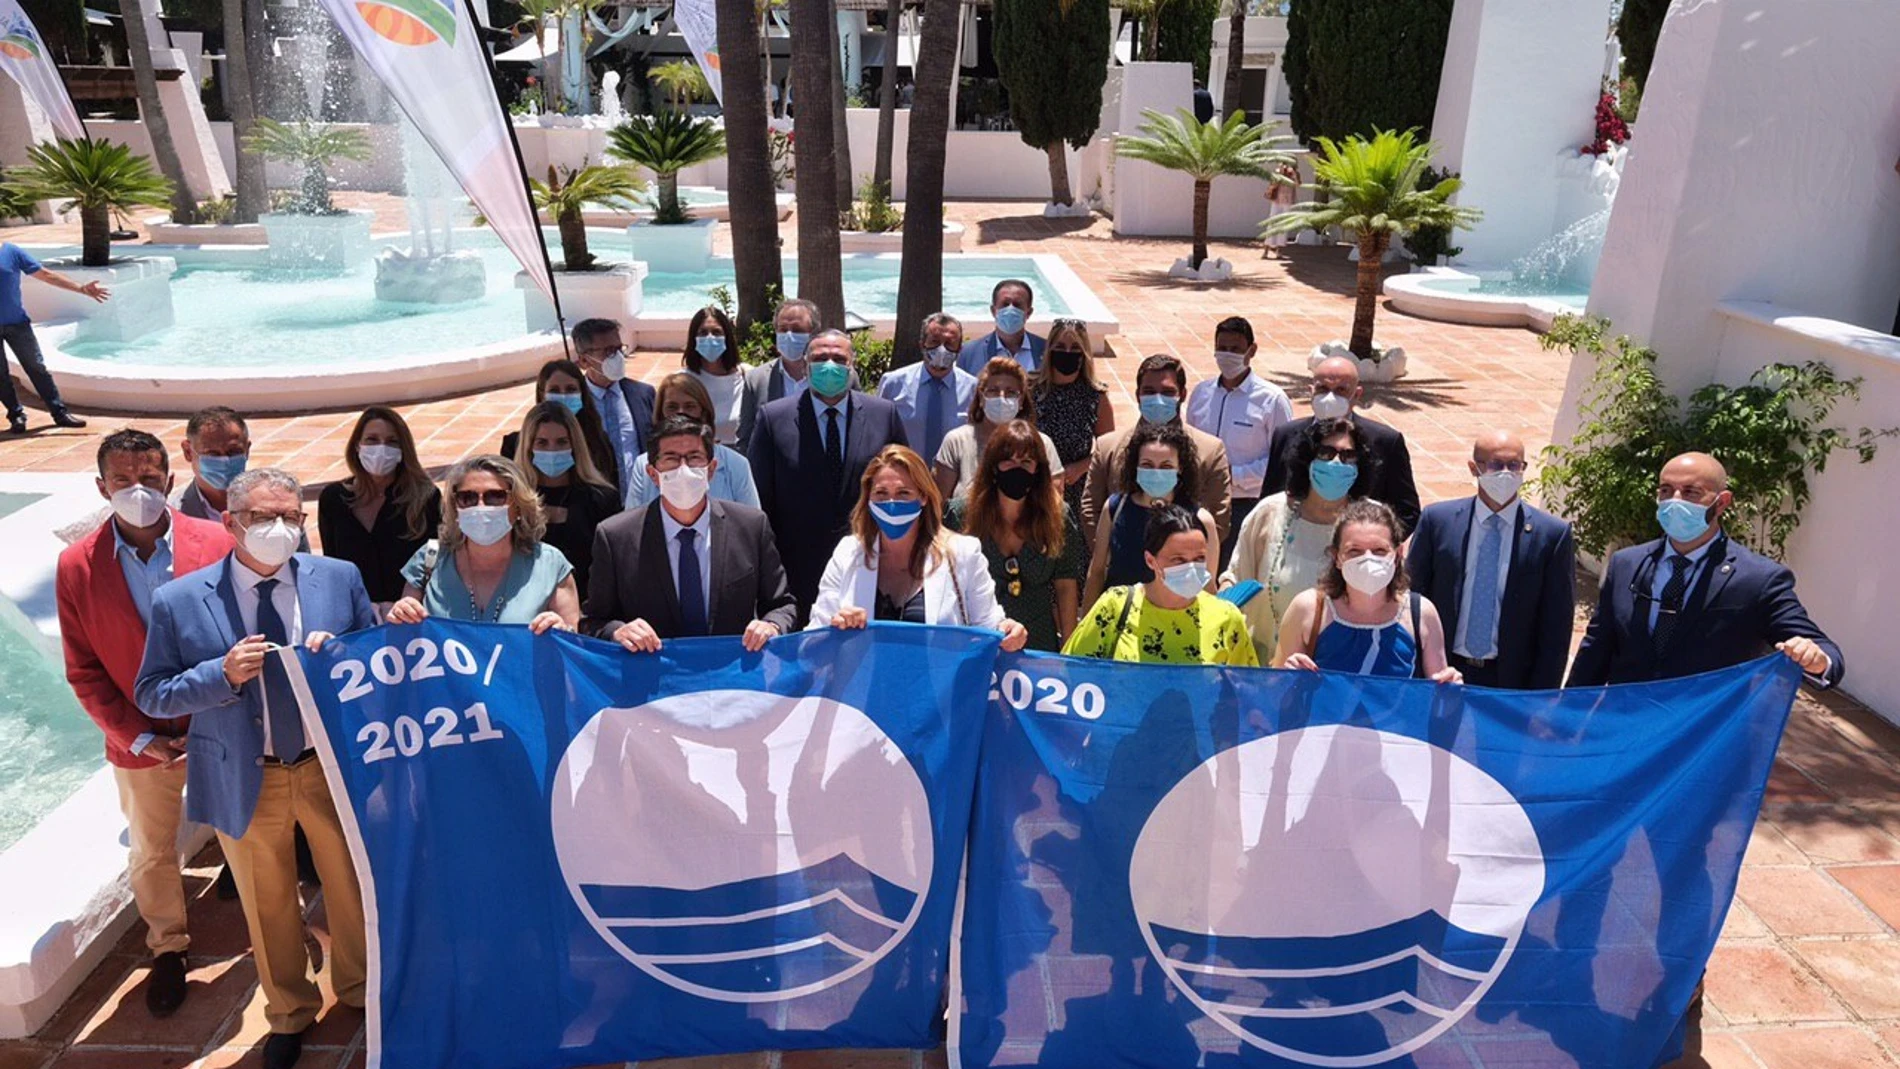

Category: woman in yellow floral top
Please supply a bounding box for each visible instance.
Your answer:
[1063,505,1258,666]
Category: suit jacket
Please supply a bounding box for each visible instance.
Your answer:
[734,360,861,457]
[56,511,233,768]
[957,330,1047,376]
[133,554,377,837]
[581,498,797,640]
[607,378,658,452]
[806,532,1005,630]
[1081,421,1233,546]
[1566,534,1845,688]
[1407,497,1576,690]
[1260,412,1422,535]
[748,389,909,616]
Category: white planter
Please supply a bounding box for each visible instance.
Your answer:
[22,256,177,343]
[144,221,267,245]
[517,261,646,334]
[838,222,964,254]
[1308,340,1407,382]
[626,217,717,274]
[1169,256,1234,282]
[259,210,376,268]
[375,249,487,304]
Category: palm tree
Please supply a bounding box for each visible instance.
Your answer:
[606,111,728,225]
[116,0,197,224]
[891,0,961,370]
[221,0,266,222]
[2,139,175,266]
[1117,108,1294,270]
[874,0,902,189]
[1263,129,1482,358]
[715,0,784,335]
[241,119,373,214]
[530,164,645,271]
[1220,0,1247,122]
[649,60,712,112]
[789,0,843,328]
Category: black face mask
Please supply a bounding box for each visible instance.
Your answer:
[993,465,1036,501]
[1048,349,1083,376]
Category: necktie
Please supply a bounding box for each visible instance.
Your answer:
[1653,555,1691,654]
[602,387,634,470]
[922,376,948,462]
[1464,512,1504,660]
[254,578,304,758]
[677,528,708,636]
[824,407,844,476]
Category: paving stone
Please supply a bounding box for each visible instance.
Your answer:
[780,1052,921,1069]
[1793,940,1900,1019]
[70,955,258,1051]
[0,1044,56,1069]
[1742,821,1810,867]
[1827,865,1900,930]
[1703,944,1848,1024]
[1763,806,1900,864]
[1741,1025,1900,1069]
[1735,868,1885,937]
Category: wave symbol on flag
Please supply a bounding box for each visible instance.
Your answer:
[0,15,39,59]
[354,0,456,46]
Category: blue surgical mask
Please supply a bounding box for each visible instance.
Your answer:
[1135,467,1178,499]
[532,449,575,478]
[870,498,924,541]
[695,335,728,361]
[994,305,1028,335]
[197,453,248,490]
[776,331,810,363]
[1309,458,1358,501]
[808,359,851,398]
[1657,498,1715,543]
[548,392,584,415]
[1161,561,1211,600]
[1138,394,1179,425]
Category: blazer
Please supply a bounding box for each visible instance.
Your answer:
[1566,534,1845,689]
[581,498,798,640]
[1407,496,1576,690]
[133,554,378,838]
[609,378,658,452]
[1260,412,1422,536]
[957,330,1047,376]
[734,360,861,457]
[748,389,909,615]
[55,511,234,768]
[806,532,1006,631]
[1081,421,1234,545]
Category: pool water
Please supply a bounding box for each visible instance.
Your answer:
[0,593,101,851]
[1416,275,1590,309]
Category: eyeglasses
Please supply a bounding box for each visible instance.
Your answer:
[1656,486,1718,504]
[236,510,303,526]
[1314,445,1359,462]
[1051,317,1085,330]
[653,454,711,471]
[982,388,1023,399]
[1478,460,1527,474]
[1004,556,1021,598]
[453,490,511,508]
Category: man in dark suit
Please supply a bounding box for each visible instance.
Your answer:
[583,416,797,650]
[572,317,656,498]
[1261,355,1421,535]
[749,329,909,620]
[1407,431,1575,689]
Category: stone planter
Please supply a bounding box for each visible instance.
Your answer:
[21,256,177,343]
[517,262,646,334]
[1309,340,1408,383]
[259,210,376,268]
[375,249,487,304]
[838,222,964,254]
[627,217,717,274]
[1168,256,1234,282]
[144,222,267,245]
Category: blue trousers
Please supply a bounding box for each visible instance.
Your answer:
[0,321,65,415]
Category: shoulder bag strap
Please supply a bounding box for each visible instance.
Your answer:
[1305,589,1327,656]
[1409,590,1425,679]
[1108,584,1139,658]
[945,543,969,626]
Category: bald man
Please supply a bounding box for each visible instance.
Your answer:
[1260,357,1421,534]
[1407,431,1575,689]
[1567,451,1841,688]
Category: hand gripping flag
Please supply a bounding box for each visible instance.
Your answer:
[0,0,84,140]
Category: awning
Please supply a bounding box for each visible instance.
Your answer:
[83,7,115,25]
[860,31,921,68]
[494,26,562,63]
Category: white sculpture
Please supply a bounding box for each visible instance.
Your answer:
[601,71,625,125]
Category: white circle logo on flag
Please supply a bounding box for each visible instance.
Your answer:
[551,690,933,1003]
[1130,725,1545,1066]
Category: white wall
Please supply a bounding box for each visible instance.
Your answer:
[87,120,410,196]
[1207,16,1291,121]
[1108,60,1287,240]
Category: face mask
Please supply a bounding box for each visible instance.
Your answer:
[1161,561,1211,600]
[925,345,959,371]
[1048,349,1083,377]
[1135,467,1179,499]
[358,443,402,477]
[1342,553,1397,595]
[1214,350,1249,378]
[458,505,513,547]
[695,335,728,361]
[993,465,1035,501]
[994,305,1028,335]
[197,453,248,490]
[658,464,711,510]
[808,359,851,398]
[242,518,301,568]
[548,392,584,415]
[776,331,810,363]
[983,396,1021,424]
[1477,468,1523,505]
[532,449,575,479]
[870,498,924,541]
[1138,394,1179,425]
[1657,498,1715,543]
[600,351,627,381]
[1308,458,1358,501]
[1312,390,1351,421]
[110,485,168,529]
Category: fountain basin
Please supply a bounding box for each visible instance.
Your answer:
[627,217,716,273]
[517,262,646,333]
[1385,266,1587,331]
[839,222,965,255]
[259,209,377,268]
[22,257,178,344]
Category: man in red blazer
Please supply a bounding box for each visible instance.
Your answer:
[56,429,232,1018]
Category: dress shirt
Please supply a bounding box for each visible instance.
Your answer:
[232,558,305,758]
[809,390,849,459]
[879,363,975,462]
[1453,496,1520,659]
[780,362,810,400]
[660,505,715,614]
[1186,372,1292,500]
[589,379,641,480]
[114,517,176,755]
[1647,536,1714,632]
[959,330,1041,375]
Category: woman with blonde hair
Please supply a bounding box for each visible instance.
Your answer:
[809,444,1028,650]
[387,455,578,633]
[621,372,759,508]
[1032,318,1114,517]
[318,405,441,608]
[945,420,1082,651]
[511,400,622,600]
[932,357,1062,501]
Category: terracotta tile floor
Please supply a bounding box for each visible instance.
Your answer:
[2,201,1897,1068]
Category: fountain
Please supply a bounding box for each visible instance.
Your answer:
[375,118,487,304]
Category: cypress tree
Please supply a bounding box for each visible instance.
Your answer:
[1285,0,1452,144]
[1155,0,1221,84]
[1285,0,1319,142]
[995,0,1111,206]
[1617,0,1669,92]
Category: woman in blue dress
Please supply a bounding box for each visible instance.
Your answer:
[1272,499,1461,683]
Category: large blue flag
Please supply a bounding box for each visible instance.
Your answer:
[289,620,997,1069]
[955,652,1801,1069]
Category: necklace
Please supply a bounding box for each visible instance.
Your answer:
[460,549,509,622]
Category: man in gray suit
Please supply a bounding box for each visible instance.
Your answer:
[583,416,798,650]
[734,298,862,453]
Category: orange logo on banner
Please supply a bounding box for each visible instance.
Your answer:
[355,0,457,47]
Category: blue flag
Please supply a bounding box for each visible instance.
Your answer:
[289,620,998,1069]
[955,652,1800,1069]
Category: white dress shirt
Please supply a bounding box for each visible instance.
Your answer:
[660,505,714,614]
[1453,496,1520,659]
[808,391,849,458]
[232,559,304,758]
[878,362,975,460]
[1186,372,1293,500]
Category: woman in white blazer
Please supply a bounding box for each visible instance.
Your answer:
[809,444,1030,651]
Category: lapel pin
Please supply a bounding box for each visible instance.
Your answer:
[1720,563,1732,574]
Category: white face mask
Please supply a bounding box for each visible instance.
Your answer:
[925,345,959,371]
[1312,390,1351,421]
[983,396,1021,424]
[1161,561,1211,600]
[1341,553,1397,595]
[1477,468,1523,506]
[599,351,627,381]
[658,464,711,511]
[358,443,402,477]
[458,505,513,547]
[1214,350,1249,378]
[110,485,168,529]
[243,518,301,568]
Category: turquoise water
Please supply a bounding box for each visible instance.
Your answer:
[0,593,102,851]
[1416,276,1589,309]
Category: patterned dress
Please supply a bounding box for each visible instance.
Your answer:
[945,497,1084,652]
[1034,378,1105,518]
[1062,586,1258,666]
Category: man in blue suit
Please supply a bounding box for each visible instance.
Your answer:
[957,278,1045,375]
[135,468,378,1069]
[572,317,657,500]
[1407,430,1575,689]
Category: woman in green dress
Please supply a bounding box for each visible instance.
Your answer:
[1064,504,1257,666]
[945,419,1083,651]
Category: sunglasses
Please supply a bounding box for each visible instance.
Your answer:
[1004,556,1021,598]
[1314,445,1360,462]
[453,490,511,509]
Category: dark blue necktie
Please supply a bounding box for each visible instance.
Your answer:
[1653,555,1691,654]
[255,578,304,758]
[923,375,948,462]
[677,528,708,636]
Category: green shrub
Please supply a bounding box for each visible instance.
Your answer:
[852,333,893,391]
[708,282,785,366]
[840,177,903,233]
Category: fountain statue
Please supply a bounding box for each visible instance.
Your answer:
[375,118,487,305]
[600,71,625,126]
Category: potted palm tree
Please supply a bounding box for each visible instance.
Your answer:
[1262,129,1482,382]
[1116,108,1295,280]
[243,118,378,267]
[512,162,648,333]
[608,110,727,272]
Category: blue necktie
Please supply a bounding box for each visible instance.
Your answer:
[1465,512,1504,660]
[602,387,635,473]
[254,578,304,758]
[923,375,948,462]
[677,528,708,636]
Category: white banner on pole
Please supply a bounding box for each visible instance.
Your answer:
[674,0,725,104]
[315,0,557,308]
[0,0,85,141]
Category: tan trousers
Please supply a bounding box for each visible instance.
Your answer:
[111,762,191,956]
[216,756,368,1034]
